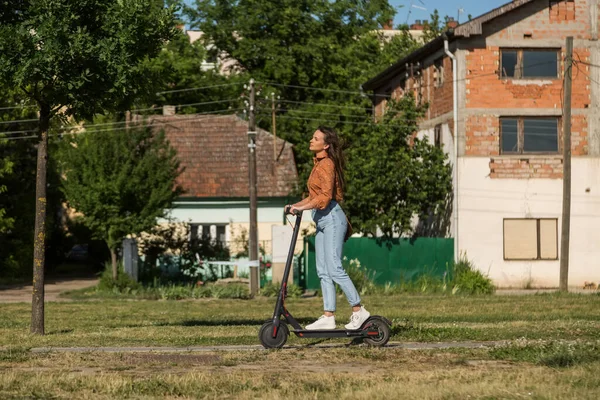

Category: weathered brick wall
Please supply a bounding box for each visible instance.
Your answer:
[467,114,587,179]
[550,0,577,22]
[490,0,590,40]
[462,0,595,179]
[465,47,590,109]
[489,157,564,179]
[424,56,454,119]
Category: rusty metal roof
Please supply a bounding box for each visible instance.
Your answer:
[362,0,536,91]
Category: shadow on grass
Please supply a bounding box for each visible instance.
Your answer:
[46,329,75,335]
[128,317,319,328]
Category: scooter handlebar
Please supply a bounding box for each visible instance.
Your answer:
[284,206,302,216]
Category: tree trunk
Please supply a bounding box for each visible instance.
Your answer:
[31,104,51,335]
[110,247,118,280]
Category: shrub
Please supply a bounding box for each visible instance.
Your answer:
[97,262,140,291]
[339,258,376,295]
[260,281,303,298]
[451,256,495,295]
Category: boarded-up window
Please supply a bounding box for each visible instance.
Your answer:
[504,218,558,260]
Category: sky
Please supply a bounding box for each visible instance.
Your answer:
[391,0,509,26]
[181,0,511,28]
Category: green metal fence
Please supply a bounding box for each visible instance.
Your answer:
[298,236,454,290]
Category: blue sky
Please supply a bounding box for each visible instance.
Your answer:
[182,0,510,27]
[391,0,509,26]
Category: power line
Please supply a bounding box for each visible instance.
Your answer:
[0,104,37,111]
[0,128,38,137]
[269,99,372,111]
[0,110,243,140]
[156,82,243,95]
[0,99,242,128]
[269,108,371,119]
[0,118,37,125]
[257,60,561,99]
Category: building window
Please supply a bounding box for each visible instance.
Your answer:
[434,124,442,148]
[190,223,227,245]
[433,58,444,88]
[500,49,559,79]
[504,218,558,260]
[500,117,559,154]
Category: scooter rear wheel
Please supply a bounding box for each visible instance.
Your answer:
[363,317,391,347]
[259,321,289,349]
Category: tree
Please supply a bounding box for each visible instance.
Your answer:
[146,29,246,114]
[0,153,13,234]
[345,95,452,238]
[58,125,182,281]
[185,0,419,185]
[0,0,176,334]
[422,9,453,42]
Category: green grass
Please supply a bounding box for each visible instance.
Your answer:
[1,295,600,398]
[1,294,599,349]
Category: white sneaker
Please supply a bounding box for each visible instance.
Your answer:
[305,315,336,330]
[345,306,371,330]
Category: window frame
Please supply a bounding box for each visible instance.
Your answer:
[500,48,560,80]
[499,116,561,155]
[503,218,559,261]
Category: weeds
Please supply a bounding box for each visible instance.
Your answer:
[490,340,600,368]
[260,281,303,298]
[334,255,495,296]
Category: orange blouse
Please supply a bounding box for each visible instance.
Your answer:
[298,154,343,210]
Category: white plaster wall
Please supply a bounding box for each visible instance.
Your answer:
[164,203,313,257]
[458,157,600,288]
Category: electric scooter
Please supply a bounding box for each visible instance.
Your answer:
[258,209,392,349]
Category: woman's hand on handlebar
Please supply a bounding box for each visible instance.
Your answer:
[284,204,301,215]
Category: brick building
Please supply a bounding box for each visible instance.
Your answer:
[363,0,600,288]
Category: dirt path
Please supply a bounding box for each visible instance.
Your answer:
[0,277,99,303]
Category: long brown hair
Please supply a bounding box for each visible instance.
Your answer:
[317,126,346,193]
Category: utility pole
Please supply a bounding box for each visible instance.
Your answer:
[271,93,277,163]
[560,36,573,292]
[248,79,259,296]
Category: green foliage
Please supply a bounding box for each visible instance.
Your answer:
[185,0,420,187]
[421,9,454,43]
[145,28,246,114]
[452,256,496,295]
[81,278,251,300]
[0,154,13,233]
[260,281,303,298]
[345,96,453,237]
[98,262,141,292]
[326,256,493,296]
[0,0,177,119]
[137,221,231,283]
[58,125,182,254]
[337,258,376,296]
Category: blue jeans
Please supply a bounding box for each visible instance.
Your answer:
[312,201,361,312]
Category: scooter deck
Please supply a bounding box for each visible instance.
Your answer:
[292,328,381,339]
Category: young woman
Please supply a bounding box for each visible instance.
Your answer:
[286,126,370,330]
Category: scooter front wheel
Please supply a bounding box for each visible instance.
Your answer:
[363,317,391,347]
[259,321,289,349]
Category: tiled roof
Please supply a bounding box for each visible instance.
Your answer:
[140,114,298,198]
